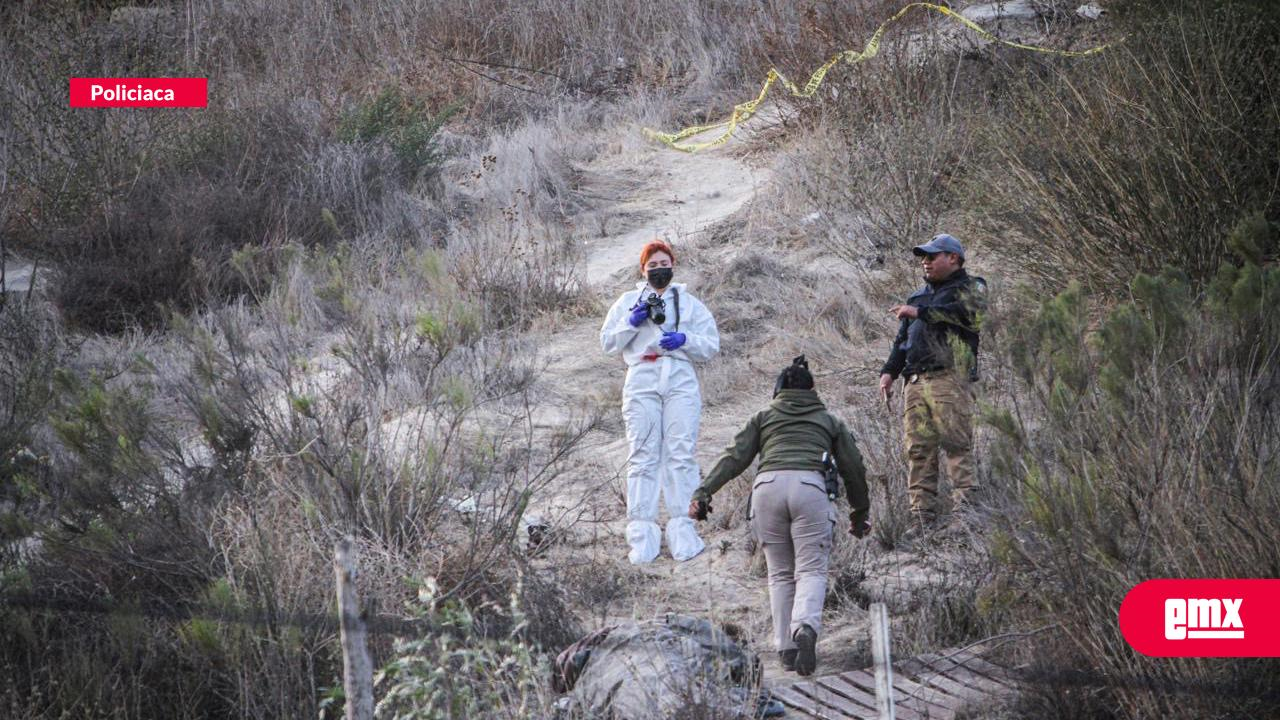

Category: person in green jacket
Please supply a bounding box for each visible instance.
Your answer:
[688,356,871,676]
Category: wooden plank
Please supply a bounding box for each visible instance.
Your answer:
[814,676,886,714]
[901,652,1015,690]
[841,669,957,717]
[931,666,1015,696]
[776,647,1023,720]
[910,669,992,703]
[891,673,966,716]
[933,650,1020,686]
[772,685,845,720]
[837,670,881,696]
[820,675,925,720]
[795,680,878,719]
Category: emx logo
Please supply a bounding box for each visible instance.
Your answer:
[1164,598,1243,640]
[1120,579,1280,657]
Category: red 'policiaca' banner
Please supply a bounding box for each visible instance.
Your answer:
[69,78,207,108]
[1119,579,1280,657]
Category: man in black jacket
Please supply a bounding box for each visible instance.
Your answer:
[878,234,986,529]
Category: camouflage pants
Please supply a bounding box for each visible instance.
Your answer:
[903,369,976,519]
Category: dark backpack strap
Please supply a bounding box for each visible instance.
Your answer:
[672,287,681,331]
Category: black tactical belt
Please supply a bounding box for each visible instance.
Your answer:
[907,367,950,384]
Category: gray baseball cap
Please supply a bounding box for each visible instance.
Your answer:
[912,233,964,259]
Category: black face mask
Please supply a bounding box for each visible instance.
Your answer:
[646,267,673,289]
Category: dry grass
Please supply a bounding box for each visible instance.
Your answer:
[751,3,1280,718]
[0,223,599,716]
[0,0,914,716]
[963,1,1280,293]
[4,1,1279,718]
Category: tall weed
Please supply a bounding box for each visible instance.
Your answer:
[979,223,1280,717]
[965,3,1280,291]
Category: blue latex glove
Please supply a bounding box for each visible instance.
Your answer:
[627,301,650,328]
[659,331,686,351]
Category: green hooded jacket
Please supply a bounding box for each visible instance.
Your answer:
[693,389,869,521]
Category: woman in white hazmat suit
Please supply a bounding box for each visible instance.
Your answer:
[600,241,720,564]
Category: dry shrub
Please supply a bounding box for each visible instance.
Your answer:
[6,0,916,136]
[9,93,452,333]
[782,31,986,280]
[965,1,1280,292]
[771,9,1278,714]
[892,564,1007,654]
[440,114,597,329]
[0,238,595,717]
[0,300,66,564]
[455,111,597,218]
[1,6,456,334]
[979,234,1280,718]
[416,0,900,102]
[372,579,558,720]
[1,0,940,335]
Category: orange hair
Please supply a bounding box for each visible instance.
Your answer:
[639,240,675,268]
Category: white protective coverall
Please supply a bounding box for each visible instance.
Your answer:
[600,282,720,563]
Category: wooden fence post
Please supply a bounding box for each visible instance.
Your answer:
[870,602,896,720]
[335,536,374,720]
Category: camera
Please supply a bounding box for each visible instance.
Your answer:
[644,293,666,325]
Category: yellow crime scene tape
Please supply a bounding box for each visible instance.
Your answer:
[644,2,1111,153]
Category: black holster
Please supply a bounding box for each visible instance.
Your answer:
[821,452,840,501]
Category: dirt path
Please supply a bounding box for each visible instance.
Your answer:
[525,119,974,679]
[523,137,775,635]
[579,151,764,283]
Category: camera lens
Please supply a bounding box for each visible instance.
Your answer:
[645,293,666,325]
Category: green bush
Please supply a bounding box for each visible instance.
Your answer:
[983,240,1280,717]
[373,579,550,720]
[338,87,458,182]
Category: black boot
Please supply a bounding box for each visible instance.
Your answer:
[780,649,798,672]
[793,624,818,676]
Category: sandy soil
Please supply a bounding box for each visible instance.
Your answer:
[525,131,771,624]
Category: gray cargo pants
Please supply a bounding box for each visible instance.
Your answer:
[750,469,835,651]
